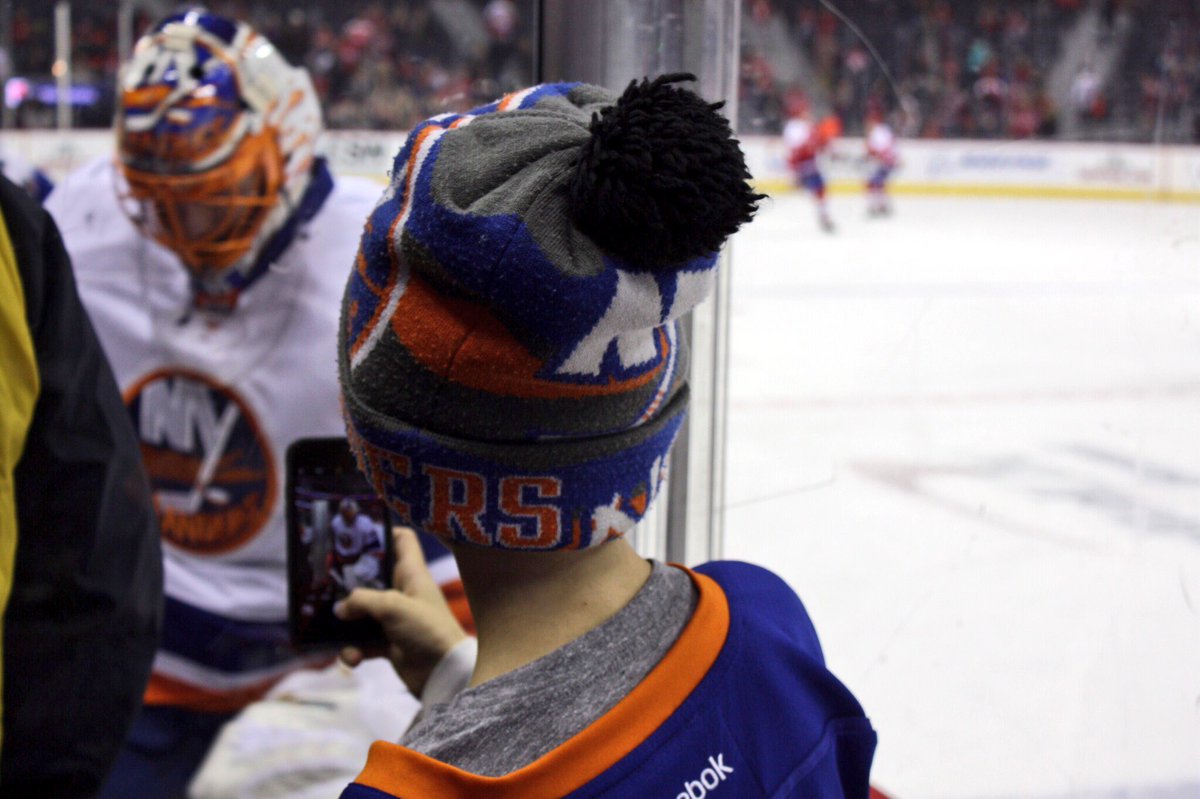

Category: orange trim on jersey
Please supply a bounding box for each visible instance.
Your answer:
[143,669,299,713]
[353,567,729,799]
[390,272,664,400]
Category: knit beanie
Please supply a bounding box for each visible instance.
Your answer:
[339,74,761,551]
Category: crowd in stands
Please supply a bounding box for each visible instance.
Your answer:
[740,0,1081,138]
[243,0,533,130]
[3,0,533,131]
[740,0,1199,142]
[2,0,1197,142]
[1118,0,1199,142]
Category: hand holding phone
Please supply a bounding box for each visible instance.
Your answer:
[286,437,396,650]
[335,526,470,697]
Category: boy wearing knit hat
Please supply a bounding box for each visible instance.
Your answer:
[334,75,876,797]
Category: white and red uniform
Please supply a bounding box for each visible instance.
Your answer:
[783,117,827,190]
[783,116,836,232]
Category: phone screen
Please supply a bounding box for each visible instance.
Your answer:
[286,437,395,650]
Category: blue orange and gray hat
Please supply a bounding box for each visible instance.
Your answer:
[340,74,762,552]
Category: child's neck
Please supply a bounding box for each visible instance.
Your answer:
[452,539,653,687]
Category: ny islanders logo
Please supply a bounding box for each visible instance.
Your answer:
[125,369,276,554]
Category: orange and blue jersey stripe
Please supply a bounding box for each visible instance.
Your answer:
[341,563,877,799]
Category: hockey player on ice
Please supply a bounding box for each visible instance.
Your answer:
[864,110,899,217]
[783,104,842,233]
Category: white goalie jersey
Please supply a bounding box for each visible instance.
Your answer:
[45,157,455,709]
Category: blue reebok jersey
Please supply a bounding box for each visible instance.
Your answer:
[341,561,876,798]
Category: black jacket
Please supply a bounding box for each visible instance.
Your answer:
[0,174,162,798]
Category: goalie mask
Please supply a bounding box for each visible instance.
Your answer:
[117,8,320,301]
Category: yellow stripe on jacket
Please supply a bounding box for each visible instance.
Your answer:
[0,205,41,750]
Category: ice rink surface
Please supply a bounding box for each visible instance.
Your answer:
[723,192,1200,799]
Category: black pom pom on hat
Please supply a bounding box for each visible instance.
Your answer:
[568,72,765,270]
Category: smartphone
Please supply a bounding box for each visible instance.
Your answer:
[286,436,395,650]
